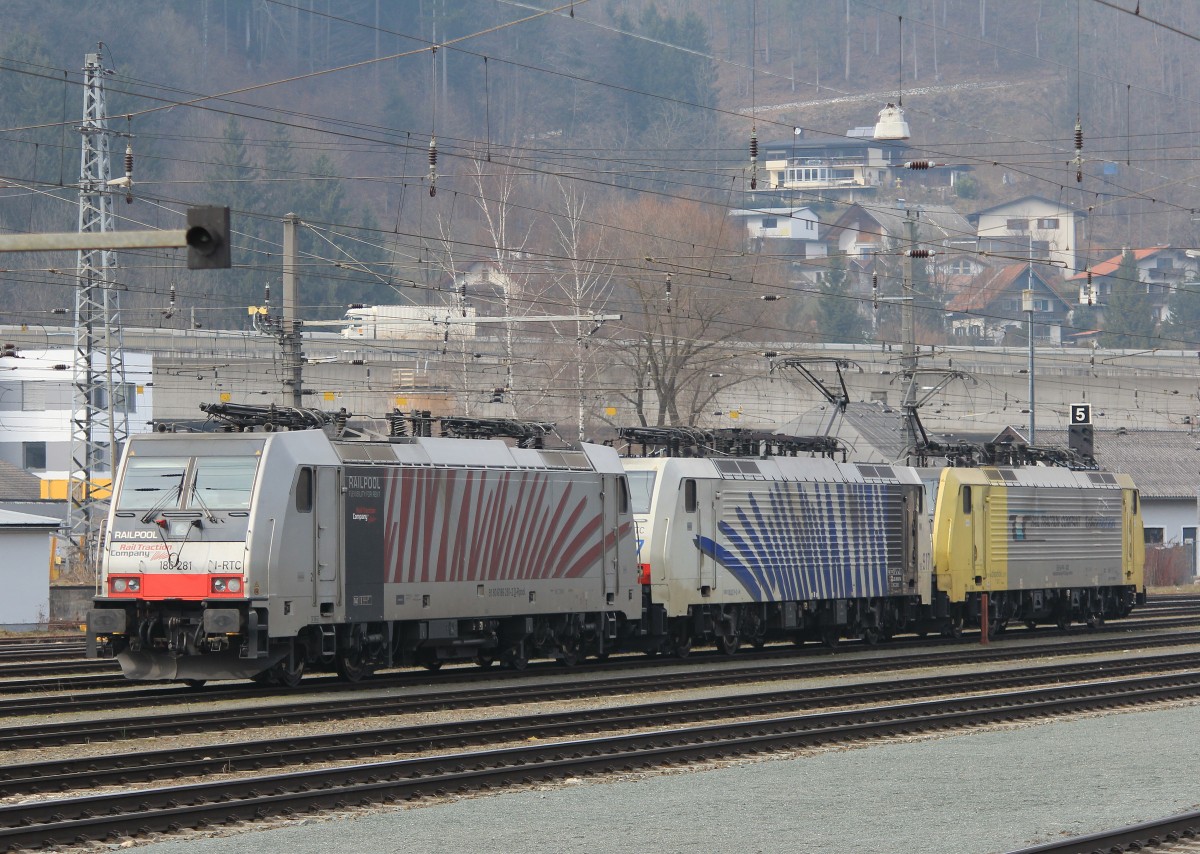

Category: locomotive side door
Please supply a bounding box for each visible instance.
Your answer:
[314,466,340,613]
[684,478,715,594]
[601,474,619,598]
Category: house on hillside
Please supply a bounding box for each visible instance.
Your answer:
[829,203,976,260]
[944,263,1074,344]
[967,195,1087,273]
[827,203,980,322]
[729,206,827,285]
[728,206,823,254]
[754,137,903,204]
[1068,246,1199,323]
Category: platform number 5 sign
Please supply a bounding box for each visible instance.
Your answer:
[1070,404,1091,425]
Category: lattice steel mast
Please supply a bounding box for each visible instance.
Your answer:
[66,48,129,580]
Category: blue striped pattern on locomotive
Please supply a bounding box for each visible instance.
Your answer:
[695,480,903,601]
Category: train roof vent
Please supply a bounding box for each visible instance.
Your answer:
[983,468,1017,482]
[856,464,895,479]
[539,450,591,470]
[336,443,398,463]
[714,459,760,476]
[1086,472,1117,485]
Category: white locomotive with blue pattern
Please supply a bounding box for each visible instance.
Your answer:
[625,453,933,652]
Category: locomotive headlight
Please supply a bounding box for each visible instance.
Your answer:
[227,578,242,593]
[111,578,127,593]
[212,578,227,593]
[127,578,140,592]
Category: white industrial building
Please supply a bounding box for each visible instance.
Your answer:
[0,347,153,478]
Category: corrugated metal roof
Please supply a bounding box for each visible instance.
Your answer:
[775,410,1196,498]
[1093,429,1200,499]
[0,461,41,501]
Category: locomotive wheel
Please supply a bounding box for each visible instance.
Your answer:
[422,660,444,672]
[182,679,207,689]
[476,651,495,669]
[557,644,580,667]
[862,626,880,646]
[504,646,529,671]
[1024,620,1038,631]
[821,627,841,648]
[673,634,693,658]
[276,658,304,689]
[335,650,371,683]
[717,633,740,656]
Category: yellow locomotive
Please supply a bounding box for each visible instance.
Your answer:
[932,466,1145,634]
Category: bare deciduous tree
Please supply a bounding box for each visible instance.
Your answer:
[601,196,768,427]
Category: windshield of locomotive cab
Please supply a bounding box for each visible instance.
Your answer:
[188,456,259,510]
[116,457,189,510]
[626,470,657,515]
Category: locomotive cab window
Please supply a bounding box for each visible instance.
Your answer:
[295,467,313,513]
[962,486,972,514]
[617,476,630,514]
[189,456,258,510]
[684,479,697,513]
[626,470,657,514]
[116,457,189,511]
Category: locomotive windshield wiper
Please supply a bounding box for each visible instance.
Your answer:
[187,481,218,523]
[139,474,184,525]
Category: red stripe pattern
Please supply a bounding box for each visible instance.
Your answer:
[382,468,611,584]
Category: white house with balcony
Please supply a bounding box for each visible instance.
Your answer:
[757,137,902,202]
[0,347,153,481]
[967,195,1087,273]
[729,206,825,257]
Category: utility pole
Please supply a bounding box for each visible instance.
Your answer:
[900,209,920,461]
[1024,233,1037,444]
[67,49,129,582]
[282,213,304,407]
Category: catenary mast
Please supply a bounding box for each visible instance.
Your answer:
[66,48,129,581]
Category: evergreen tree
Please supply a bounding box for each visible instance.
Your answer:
[613,5,716,134]
[205,118,265,323]
[816,253,866,342]
[1100,250,1156,348]
[1162,271,1200,349]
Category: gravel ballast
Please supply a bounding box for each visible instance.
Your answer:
[108,700,1200,854]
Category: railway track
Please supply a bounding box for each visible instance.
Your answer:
[3,659,1199,851]
[1008,809,1200,853]
[3,650,1199,797]
[6,623,1200,724]
[2,608,1197,695]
